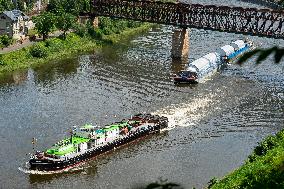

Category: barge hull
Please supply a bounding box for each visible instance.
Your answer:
[29,121,167,172]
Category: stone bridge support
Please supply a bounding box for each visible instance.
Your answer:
[93,17,99,28]
[78,16,99,28]
[171,28,189,59]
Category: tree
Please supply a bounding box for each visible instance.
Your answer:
[237,46,284,64]
[55,12,76,39]
[0,0,14,12]
[0,35,13,47]
[33,12,56,41]
[24,0,38,13]
[47,0,91,16]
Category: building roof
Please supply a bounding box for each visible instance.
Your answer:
[2,9,29,21]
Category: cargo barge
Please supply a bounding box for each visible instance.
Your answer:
[28,114,168,172]
[173,39,253,84]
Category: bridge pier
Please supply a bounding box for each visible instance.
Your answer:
[171,28,189,59]
[78,16,99,28]
[93,17,99,28]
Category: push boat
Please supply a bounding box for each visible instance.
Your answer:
[28,114,168,172]
[173,39,252,84]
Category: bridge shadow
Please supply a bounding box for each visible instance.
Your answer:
[170,57,188,75]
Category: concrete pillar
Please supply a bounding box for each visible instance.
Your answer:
[171,28,189,59]
[78,16,89,25]
[77,17,99,29]
[93,17,99,28]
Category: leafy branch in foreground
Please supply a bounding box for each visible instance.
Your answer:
[145,182,181,189]
[237,46,284,64]
[134,179,183,189]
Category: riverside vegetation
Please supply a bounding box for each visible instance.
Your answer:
[0,0,153,74]
[1,1,283,188]
[208,129,284,189]
[142,128,284,189]
[205,49,284,189]
[0,18,152,74]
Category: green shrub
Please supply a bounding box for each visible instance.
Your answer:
[239,167,284,189]
[0,54,6,66]
[44,38,64,52]
[208,177,219,188]
[29,43,48,58]
[248,131,284,162]
[74,24,88,37]
[86,21,96,37]
[65,33,80,42]
[0,35,13,47]
[0,42,4,49]
[27,29,37,41]
[127,21,142,28]
[209,129,284,189]
[94,29,103,40]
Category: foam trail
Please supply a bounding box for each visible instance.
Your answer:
[153,94,217,130]
[18,162,86,175]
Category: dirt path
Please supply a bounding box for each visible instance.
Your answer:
[0,40,35,54]
[0,31,63,54]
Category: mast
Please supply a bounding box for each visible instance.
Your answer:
[32,137,36,151]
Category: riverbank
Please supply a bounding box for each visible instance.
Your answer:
[0,22,153,75]
[208,128,284,189]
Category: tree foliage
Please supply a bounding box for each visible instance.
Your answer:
[237,46,284,64]
[0,0,14,12]
[136,179,183,189]
[145,182,181,189]
[0,0,43,12]
[209,130,284,189]
[33,12,56,41]
[0,35,14,47]
[47,0,91,16]
[55,12,76,39]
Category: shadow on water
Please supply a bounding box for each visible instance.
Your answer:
[0,58,80,87]
[0,70,28,86]
[170,58,188,74]
[33,58,79,84]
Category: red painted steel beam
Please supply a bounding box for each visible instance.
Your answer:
[88,0,284,39]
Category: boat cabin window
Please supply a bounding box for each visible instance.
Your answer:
[80,128,89,132]
[177,71,196,77]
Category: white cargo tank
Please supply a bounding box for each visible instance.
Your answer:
[231,40,246,50]
[173,39,252,84]
[186,52,221,79]
[190,57,210,72]
[203,52,220,67]
[216,45,235,57]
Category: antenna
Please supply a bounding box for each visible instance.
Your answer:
[32,137,37,151]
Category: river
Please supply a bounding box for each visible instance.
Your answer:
[0,1,283,188]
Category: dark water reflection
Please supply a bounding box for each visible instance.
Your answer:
[0,1,284,188]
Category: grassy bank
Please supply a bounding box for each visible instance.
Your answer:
[208,129,284,189]
[0,22,153,75]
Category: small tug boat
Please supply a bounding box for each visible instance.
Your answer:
[173,70,198,84]
[28,114,168,172]
[173,39,252,84]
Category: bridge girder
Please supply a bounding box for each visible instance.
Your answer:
[88,0,284,39]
